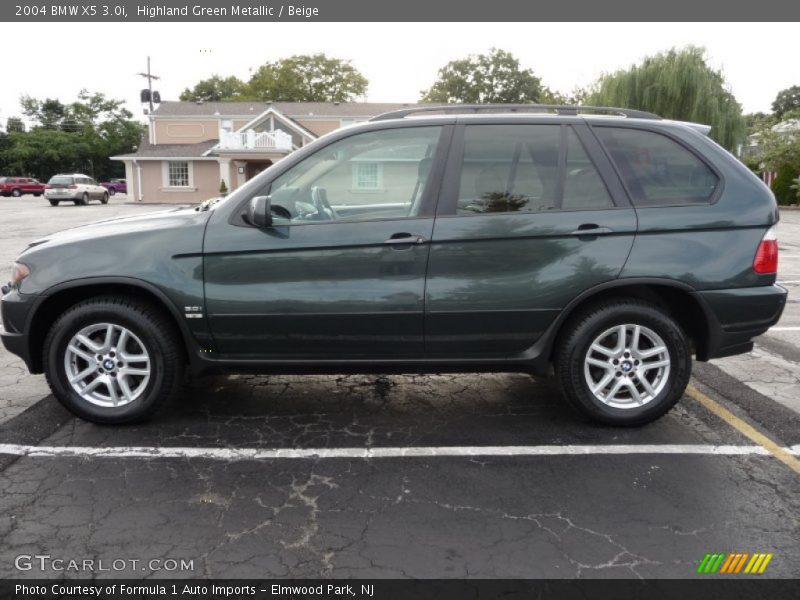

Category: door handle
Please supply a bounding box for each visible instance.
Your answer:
[570,224,614,236]
[383,233,427,245]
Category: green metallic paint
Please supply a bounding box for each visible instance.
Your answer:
[0,114,788,375]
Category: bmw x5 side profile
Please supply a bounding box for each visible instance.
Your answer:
[0,105,787,425]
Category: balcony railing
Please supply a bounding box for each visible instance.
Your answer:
[218,129,294,152]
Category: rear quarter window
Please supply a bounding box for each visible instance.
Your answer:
[594,127,719,206]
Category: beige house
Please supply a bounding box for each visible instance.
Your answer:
[112,101,419,204]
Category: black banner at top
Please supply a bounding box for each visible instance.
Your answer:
[3,0,800,21]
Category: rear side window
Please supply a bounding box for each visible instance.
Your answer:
[456,125,612,214]
[595,127,718,206]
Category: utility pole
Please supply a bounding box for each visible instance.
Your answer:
[137,56,161,113]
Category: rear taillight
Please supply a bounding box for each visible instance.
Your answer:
[753,225,778,274]
[67,184,77,189]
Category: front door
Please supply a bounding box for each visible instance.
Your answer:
[425,122,637,355]
[203,125,449,358]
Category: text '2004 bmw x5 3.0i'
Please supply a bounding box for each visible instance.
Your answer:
[0,105,788,425]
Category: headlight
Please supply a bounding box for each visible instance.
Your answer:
[10,262,30,287]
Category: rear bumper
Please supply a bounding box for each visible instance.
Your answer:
[695,284,788,360]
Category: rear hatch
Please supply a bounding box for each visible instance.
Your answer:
[47,176,76,192]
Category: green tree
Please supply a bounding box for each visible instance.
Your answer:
[1,91,142,181]
[179,75,249,102]
[247,54,368,102]
[772,164,799,205]
[6,117,25,133]
[1,128,85,180]
[420,48,544,104]
[588,46,746,151]
[20,97,67,129]
[771,85,800,118]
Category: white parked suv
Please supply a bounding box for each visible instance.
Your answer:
[44,174,109,206]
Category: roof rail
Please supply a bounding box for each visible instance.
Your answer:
[370,104,661,122]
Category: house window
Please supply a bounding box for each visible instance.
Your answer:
[352,162,382,190]
[167,161,190,187]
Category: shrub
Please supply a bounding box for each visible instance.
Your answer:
[771,165,798,205]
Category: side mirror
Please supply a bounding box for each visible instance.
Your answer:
[247,195,272,228]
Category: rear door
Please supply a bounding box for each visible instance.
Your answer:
[425,121,636,355]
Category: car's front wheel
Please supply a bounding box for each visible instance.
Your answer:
[101,192,109,204]
[43,296,185,424]
[555,299,691,426]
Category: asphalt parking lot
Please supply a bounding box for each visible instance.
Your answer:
[0,196,799,579]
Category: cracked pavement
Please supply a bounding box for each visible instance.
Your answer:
[0,200,799,579]
[1,372,799,579]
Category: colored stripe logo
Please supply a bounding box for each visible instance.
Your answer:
[697,552,773,574]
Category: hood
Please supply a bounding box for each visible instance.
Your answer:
[23,205,207,252]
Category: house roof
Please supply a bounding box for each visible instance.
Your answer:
[152,101,424,119]
[113,137,219,159]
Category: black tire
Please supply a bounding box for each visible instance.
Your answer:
[554,298,691,426]
[43,296,185,424]
[34,193,42,197]
[49,199,59,206]
[101,192,109,204]
[80,192,89,205]
[11,189,21,197]
[108,187,116,196]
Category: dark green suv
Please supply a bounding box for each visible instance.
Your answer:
[0,105,787,425]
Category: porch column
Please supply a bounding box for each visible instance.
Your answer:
[234,161,247,187]
[218,158,231,194]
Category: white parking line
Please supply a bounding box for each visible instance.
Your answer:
[769,327,800,331]
[1,443,797,461]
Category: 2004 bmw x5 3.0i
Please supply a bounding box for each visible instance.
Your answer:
[0,105,788,425]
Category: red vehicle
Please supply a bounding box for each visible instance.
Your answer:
[100,178,127,195]
[0,177,46,197]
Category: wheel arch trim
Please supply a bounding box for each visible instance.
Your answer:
[532,277,717,368]
[26,276,202,372]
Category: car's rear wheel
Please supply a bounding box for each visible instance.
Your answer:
[34,193,42,197]
[43,296,185,424]
[108,187,116,196]
[74,192,89,206]
[101,192,109,204]
[48,199,59,206]
[555,298,691,426]
[11,189,21,197]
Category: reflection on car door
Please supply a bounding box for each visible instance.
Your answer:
[425,122,637,355]
[203,125,451,358]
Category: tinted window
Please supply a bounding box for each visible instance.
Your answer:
[595,127,718,206]
[49,176,74,185]
[456,125,612,214]
[563,128,613,209]
[269,126,442,223]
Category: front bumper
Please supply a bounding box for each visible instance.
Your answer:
[696,284,788,360]
[0,288,39,372]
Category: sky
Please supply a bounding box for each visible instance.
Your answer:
[1,22,796,124]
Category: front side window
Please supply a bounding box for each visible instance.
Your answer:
[594,127,718,206]
[167,161,190,187]
[268,126,441,223]
[456,125,612,214]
